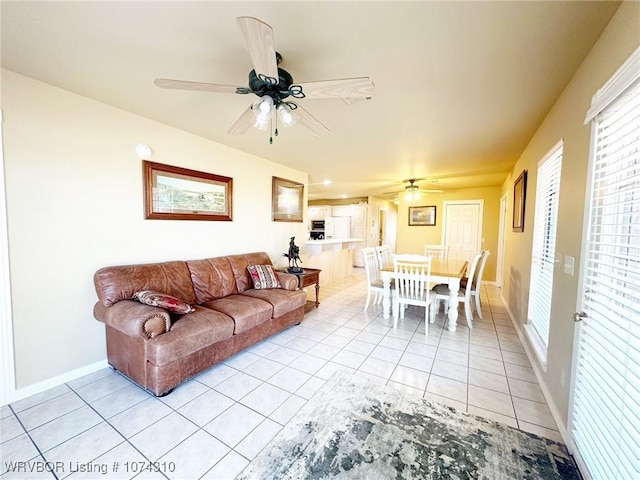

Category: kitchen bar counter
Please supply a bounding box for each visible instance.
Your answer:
[303,238,362,284]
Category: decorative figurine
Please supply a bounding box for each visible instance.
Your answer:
[283,236,303,273]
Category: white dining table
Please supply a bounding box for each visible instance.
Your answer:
[381,255,468,332]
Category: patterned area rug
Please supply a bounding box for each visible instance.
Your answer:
[239,372,580,480]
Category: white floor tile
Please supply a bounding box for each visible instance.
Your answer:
[426,375,468,403]
[213,372,262,401]
[178,389,235,427]
[108,397,173,438]
[159,429,229,480]
[467,385,515,418]
[512,396,558,430]
[129,412,199,461]
[241,382,291,416]
[201,451,250,480]
[29,405,103,453]
[204,403,265,447]
[234,419,282,460]
[468,368,510,394]
[389,365,430,390]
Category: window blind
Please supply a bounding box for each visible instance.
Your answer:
[571,75,640,479]
[526,142,563,359]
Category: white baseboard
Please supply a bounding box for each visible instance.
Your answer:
[5,359,109,406]
[500,294,569,444]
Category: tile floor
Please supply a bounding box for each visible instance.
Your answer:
[1,269,561,480]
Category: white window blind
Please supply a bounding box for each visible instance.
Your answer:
[570,69,640,480]
[526,142,563,363]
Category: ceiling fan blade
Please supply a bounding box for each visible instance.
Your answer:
[154,78,249,94]
[342,96,372,106]
[296,77,374,99]
[227,105,255,135]
[292,105,330,138]
[236,16,279,82]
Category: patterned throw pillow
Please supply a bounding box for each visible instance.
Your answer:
[247,264,282,290]
[133,290,195,314]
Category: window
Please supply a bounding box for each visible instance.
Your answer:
[525,141,563,367]
[570,46,640,480]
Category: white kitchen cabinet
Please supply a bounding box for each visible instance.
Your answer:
[330,205,353,217]
[308,206,330,221]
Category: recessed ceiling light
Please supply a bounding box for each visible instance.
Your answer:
[323,180,332,185]
[341,194,347,199]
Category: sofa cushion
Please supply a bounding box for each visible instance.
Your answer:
[247,264,282,289]
[241,288,308,318]
[186,257,238,304]
[227,252,273,293]
[133,290,195,314]
[202,294,272,334]
[145,306,235,366]
[94,261,196,307]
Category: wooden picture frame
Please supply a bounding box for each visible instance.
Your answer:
[143,161,232,221]
[272,176,304,222]
[409,205,437,226]
[513,170,527,232]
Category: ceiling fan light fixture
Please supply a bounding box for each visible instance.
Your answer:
[277,103,296,126]
[252,96,274,130]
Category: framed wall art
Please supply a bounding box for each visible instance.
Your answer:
[272,176,304,222]
[143,161,233,221]
[409,205,437,226]
[513,170,527,232]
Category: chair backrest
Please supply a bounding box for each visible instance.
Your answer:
[393,255,432,302]
[362,247,382,286]
[424,244,449,259]
[375,245,393,269]
[463,252,483,299]
[471,250,491,291]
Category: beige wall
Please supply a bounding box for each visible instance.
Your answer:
[396,186,502,282]
[2,70,308,389]
[500,1,638,433]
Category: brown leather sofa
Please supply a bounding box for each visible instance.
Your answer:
[93,252,307,396]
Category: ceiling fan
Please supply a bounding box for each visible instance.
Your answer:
[154,16,375,143]
[383,178,444,202]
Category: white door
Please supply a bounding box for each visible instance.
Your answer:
[443,201,483,264]
[568,58,639,479]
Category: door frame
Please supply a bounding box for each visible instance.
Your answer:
[442,200,484,260]
[496,193,508,287]
[0,109,16,406]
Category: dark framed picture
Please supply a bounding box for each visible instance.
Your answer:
[409,205,437,226]
[272,176,304,222]
[513,170,527,232]
[143,161,232,221]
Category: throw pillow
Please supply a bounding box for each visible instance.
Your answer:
[247,264,282,290]
[133,290,195,314]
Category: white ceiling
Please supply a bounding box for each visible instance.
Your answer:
[1,1,620,200]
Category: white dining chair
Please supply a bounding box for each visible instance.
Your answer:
[393,255,436,335]
[424,244,449,260]
[362,247,385,312]
[468,250,491,319]
[375,244,394,269]
[432,251,482,329]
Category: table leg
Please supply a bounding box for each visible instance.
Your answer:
[447,277,461,332]
[382,276,391,319]
[314,282,320,308]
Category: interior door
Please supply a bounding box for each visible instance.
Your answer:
[567,68,639,479]
[443,201,482,264]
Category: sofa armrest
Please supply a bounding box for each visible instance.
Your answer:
[276,272,299,291]
[93,300,171,339]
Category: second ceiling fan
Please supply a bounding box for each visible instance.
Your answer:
[154,16,375,143]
